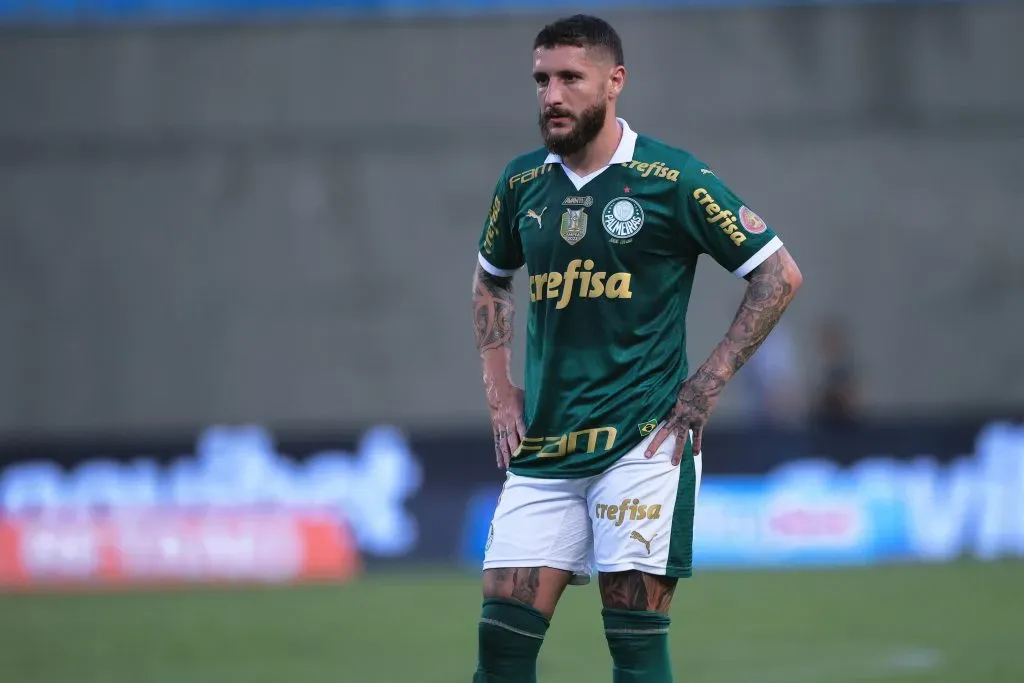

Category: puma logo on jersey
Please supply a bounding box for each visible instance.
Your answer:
[526,208,547,229]
[630,530,658,555]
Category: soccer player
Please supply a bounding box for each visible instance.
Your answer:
[471,14,803,683]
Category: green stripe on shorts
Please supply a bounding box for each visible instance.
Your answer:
[666,435,697,578]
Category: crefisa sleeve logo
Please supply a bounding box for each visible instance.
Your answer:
[602,197,645,240]
[738,206,767,234]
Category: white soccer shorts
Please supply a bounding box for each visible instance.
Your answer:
[482,427,703,584]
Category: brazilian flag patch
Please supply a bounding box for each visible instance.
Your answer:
[638,419,658,437]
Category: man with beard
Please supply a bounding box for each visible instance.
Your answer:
[471,14,803,683]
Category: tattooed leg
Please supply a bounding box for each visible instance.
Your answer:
[483,566,572,619]
[599,571,679,683]
[599,570,678,615]
[474,568,571,683]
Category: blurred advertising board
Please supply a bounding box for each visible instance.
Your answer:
[460,419,1024,571]
[2,416,1022,588]
[0,509,358,591]
[0,423,423,590]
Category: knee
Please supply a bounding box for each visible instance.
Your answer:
[482,567,566,619]
[598,570,677,614]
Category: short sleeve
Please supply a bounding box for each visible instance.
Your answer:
[477,169,525,277]
[678,161,783,278]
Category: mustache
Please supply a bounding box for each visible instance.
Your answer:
[543,109,575,122]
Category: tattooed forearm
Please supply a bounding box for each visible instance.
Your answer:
[599,571,677,614]
[725,249,799,372]
[674,365,728,417]
[694,248,802,394]
[650,248,801,458]
[473,264,515,353]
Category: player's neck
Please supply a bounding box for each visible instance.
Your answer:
[559,117,623,177]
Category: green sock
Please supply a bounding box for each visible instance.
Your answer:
[602,608,674,683]
[473,597,550,683]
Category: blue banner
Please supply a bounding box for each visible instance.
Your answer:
[0,0,963,24]
[460,420,1024,571]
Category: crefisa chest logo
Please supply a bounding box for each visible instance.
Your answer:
[602,196,645,241]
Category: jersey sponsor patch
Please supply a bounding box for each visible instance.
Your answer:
[595,498,663,526]
[693,188,746,246]
[620,159,682,182]
[562,195,594,208]
[529,260,633,308]
[602,197,645,239]
[739,206,767,234]
[481,194,502,256]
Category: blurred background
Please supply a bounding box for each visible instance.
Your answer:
[0,0,1022,681]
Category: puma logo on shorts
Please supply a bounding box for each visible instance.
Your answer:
[629,530,658,555]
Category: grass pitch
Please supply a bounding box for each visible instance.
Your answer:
[1,560,1021,683]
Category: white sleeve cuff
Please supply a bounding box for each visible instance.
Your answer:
[478,252,520,277]
[732,236,783,278]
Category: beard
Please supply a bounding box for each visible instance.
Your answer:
[539,98,607,158]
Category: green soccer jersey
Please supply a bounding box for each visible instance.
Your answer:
[478,119,782,479]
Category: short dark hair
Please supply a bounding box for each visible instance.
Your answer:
[533,14,625,67]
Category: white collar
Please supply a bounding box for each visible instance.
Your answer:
[543,118,637,190]
[543,117,637,166]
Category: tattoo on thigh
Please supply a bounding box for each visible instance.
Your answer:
[484,567,542,607]
[599,571,677,614]
[510,568,541,605]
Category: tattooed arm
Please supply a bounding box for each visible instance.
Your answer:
[473,263,527,469]
[474,263,515,355]
[645,247,803,462]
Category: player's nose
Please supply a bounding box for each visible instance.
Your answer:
[541,81,565,108]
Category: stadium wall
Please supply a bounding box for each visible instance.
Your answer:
[0,1,1020,435]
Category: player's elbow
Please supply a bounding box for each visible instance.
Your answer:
[749,247,803,297]
[778,247,803,296]
[787,259,804,293]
